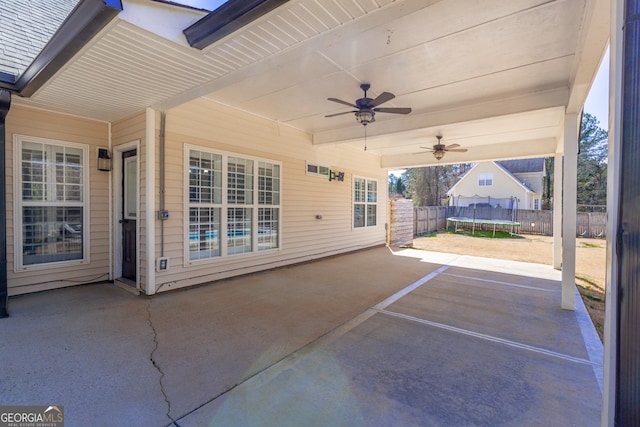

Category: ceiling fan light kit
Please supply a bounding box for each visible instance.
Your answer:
[355,110,375,125]
[417,135,468,160]
[326,83,412,150]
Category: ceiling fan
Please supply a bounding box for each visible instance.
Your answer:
[325,83,411,125]
[420,135,468,160]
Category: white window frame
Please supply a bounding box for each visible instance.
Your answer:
[306,161,330,178]
[184,145,282,265]
[353,176,378,229]
[13,135,90,271]
[478,173,493,186]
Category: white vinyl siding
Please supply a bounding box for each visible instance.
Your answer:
[354,176,377,228]
[14,135,89,270]
[146,98,386,293]
[186,146,281,263]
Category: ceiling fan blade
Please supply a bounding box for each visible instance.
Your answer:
[374,107,412,114]
[327,98,358,108]
[325,111,357,118]
[369,92,395,107]
[445,143,460,149]
[447,148,468,152]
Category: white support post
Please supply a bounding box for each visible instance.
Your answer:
[561,113,578,310]
[145,108,157,295]
[553,153,563,269]
[602,0,623,424]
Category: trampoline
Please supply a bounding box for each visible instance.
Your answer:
[447,216,521,236]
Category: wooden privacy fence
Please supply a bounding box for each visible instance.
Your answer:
[413,206,606,238]
[414,206,448,236]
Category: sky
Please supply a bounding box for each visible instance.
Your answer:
[167,0,228,11]
[583,48,610,130]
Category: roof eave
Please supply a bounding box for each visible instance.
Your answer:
[184,0,289,50]
[0,0,123,97]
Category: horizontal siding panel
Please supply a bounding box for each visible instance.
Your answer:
[8,105,108,143]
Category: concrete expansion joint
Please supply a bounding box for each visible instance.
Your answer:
[146,297,177,426]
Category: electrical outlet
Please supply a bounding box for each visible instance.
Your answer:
[156,257,169,271]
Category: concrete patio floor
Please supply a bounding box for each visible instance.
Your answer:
[0,246,602,426]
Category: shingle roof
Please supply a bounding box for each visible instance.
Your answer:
[497,158,545,174]
[0,0,80,77]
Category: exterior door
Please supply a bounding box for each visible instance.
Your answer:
[121,149,137,281]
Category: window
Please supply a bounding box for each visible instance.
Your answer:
[188,151,222,260]
[15,136,88,269]
[478,173,493,186]
[534,198,540,210]
[353,177,377,228]
[187,147,280,262]
[306,162,330,178]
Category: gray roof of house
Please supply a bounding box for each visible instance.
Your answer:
[0,0,80,77]
[497,158,545,174]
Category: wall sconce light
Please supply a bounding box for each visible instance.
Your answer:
[97,148,112,171]
[329,170,345,182]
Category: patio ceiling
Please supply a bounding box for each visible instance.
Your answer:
[12,0,609,167]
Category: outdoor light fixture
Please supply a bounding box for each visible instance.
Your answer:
[97,147,112,171]
[355,109,375,125]
[329,170,345,182]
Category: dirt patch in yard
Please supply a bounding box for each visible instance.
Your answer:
[411,233,606,341]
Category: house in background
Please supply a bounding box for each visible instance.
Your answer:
[447,158,546,210]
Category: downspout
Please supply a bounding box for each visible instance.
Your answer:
[0,89,11,318]
[159,111,166,257]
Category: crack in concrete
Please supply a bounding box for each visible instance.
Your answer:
[146,297,177,426]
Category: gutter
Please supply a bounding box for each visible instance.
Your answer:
[184,0,289,49]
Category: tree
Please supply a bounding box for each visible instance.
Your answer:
[388,173,407,197]
[577,112,608,208]
[543,157,554,210]
[403,163,470,206]
[388,174,396,195]
[395,175,406,195]
[542,113,608,210]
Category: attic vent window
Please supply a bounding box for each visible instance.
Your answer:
[306,162,330,177]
